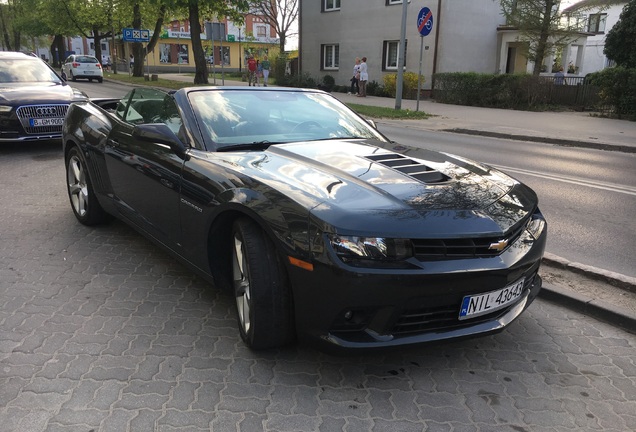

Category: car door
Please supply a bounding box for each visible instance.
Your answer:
[104,87,186,247]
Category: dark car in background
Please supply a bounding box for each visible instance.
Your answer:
[0,51,87,143]
[62,86,547,351]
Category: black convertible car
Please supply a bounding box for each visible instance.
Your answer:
[0,51,87,143]
[62,86,547,350]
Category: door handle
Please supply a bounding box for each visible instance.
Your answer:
[107,139,119,147]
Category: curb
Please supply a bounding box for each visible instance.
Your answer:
[542,252,636,292]
[539,283,636,334]
[538,253,636,334]
[442,128,636,154]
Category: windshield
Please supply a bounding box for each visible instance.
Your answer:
[187,89,388,150]
[0,58,62,84]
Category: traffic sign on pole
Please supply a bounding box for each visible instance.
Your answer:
[122,28,150,43]
[417,7,434,37]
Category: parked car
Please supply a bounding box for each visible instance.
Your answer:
[62,86,547,351]
[0,51,87,143]
[61,54,103,83]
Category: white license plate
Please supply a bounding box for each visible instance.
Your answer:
[30,118,64,127]
[84,71,94,74]
[459,278,525,320]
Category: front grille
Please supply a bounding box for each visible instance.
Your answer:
[15,104,69,134]
[412,223,525,259]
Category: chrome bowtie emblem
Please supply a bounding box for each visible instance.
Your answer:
[488,239,509,252]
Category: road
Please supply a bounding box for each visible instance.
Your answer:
[70,81,636,278]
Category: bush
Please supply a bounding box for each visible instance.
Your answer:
[278,72,317,89]
[319,74,335,92]
[586,67,636,119]
[366,80,388,97]
[433,72,564,110]
[273,55,287,86]
[383,72,425,99]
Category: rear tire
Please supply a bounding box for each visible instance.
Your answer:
[97,77,103,83]
[232,218,294,349]
[65,146,110,226]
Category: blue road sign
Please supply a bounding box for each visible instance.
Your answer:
[417,7,434,37]
[122,28,150,43]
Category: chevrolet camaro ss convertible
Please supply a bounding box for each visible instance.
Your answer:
[62,86,547,350]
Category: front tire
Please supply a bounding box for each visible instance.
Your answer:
[232,218,294,350]
[65,146,110,226]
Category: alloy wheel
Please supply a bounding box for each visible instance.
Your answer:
[233,234,251,334]
[67,154,88,217]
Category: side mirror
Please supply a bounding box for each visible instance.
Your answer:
[132,123,189,160]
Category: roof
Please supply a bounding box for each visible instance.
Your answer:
[563,0,627,14]
[0,51,34,59]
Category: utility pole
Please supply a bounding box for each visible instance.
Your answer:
[395,0,409,110]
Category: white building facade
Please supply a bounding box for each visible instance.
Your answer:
[563,0,628,75]
[299,0,616,89]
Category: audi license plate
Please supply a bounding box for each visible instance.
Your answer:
[30,118,64,127]
[459,278,525,320]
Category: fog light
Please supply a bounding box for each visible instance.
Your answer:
[344,310,353,320]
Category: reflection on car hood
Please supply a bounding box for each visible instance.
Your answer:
[0,83,82,104]
[214,139,538,236]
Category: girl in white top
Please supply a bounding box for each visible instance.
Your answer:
[358,57,368,97]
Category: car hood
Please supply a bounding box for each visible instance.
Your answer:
[0,83,84,105]
[214,139,537,236]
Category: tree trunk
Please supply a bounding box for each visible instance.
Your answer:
[279,33,285,55]
[532,0,555,76]
[0,5,12,51]
[132,3,144,77]
[189,3,208,84]
[50,35,65,68]
[93,26,102,66]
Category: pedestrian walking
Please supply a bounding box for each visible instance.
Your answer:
[357,57,368,97]
[256,60,263,87]
[350,57,361,95]
[247,55,257,86]
[554,67,566,85]
[262,56,270,86]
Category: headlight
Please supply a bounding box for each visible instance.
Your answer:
[327,234,414,267]
[526,212,546,240]
[0,105,12,113]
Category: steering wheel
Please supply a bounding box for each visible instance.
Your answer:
[292,121,322,133]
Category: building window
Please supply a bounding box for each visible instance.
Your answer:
[382,40,407,70]
[587,13,607,33]
[321,44,339,70]
[386,0,410,5]
[256,26,267,38]
[323,0,341,12]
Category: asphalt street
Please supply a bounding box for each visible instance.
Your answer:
[1,139,635,431]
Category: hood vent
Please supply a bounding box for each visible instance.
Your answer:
[365,153,450,184]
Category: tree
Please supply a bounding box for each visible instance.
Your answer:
[499,0,581,75]
[164,0,249,84]
[248,0,298,54]
[604,0,636,68]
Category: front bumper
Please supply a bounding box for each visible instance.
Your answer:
[288,228,546,350]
